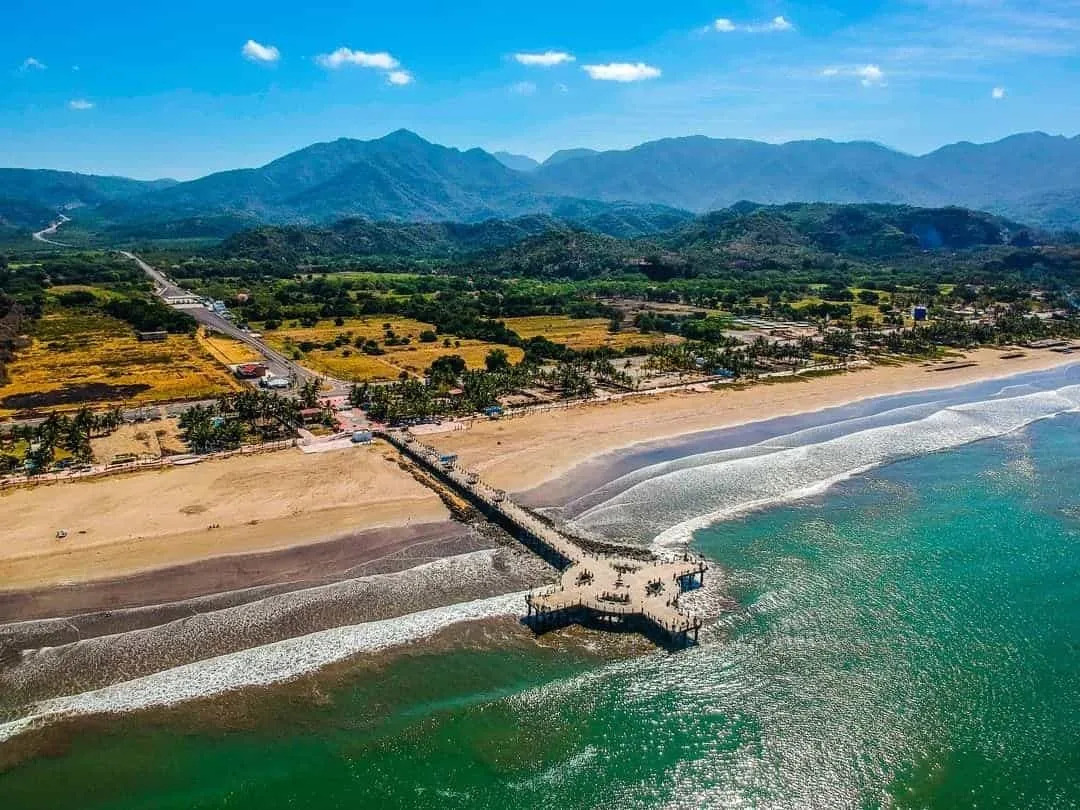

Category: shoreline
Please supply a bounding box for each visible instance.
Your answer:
[1,348,1075,596]
[437,349,1079,496]
[1,350,1078,751]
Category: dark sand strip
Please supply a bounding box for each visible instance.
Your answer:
[0,545,553,712]
[0,520,477,627]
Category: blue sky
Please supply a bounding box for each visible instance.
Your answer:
[3,0,1079,179]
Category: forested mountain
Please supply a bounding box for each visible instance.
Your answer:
[665,203,1034,256]
[219,202,1040,278]
[0,169,175,212]
[542,148,601,168]
[2,130,1080,237]
[0,199,57,234]
[219,204,695,262]
[492,152,540,172]
[531,133,1080,227]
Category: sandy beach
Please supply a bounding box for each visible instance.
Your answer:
[0,444,448,592]
[1,348,1075,596]
[0,346,1077,749]
[437,349,1079,493]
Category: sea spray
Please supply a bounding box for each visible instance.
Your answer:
[572,384,1080,547]
[0,590,527,744]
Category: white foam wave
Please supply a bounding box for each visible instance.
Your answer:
[0,590,525,745]
[572,385,1080,549]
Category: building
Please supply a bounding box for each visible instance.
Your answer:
[234,363,268,379]
[136,330,168,342]
[912,306,929,322]
[299,407,325,424]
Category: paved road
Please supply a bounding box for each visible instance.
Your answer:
[32,214,71,247]
[121,251,353,396]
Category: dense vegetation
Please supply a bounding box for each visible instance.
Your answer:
[3,130,1080,239]
[2,199,1080,438]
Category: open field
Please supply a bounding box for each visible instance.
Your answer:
[502,315,676,350]
[197,329,261,365]
[261,317,523,381]
[90,419,188,461]
[0,308,243,417]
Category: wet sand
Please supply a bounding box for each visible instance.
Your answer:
[0,443,447,592]
[3,349,1072,596]
[0,546,554,713]
[0,521,481,626]
[437,349,1079,494]
[0,348,1075,744]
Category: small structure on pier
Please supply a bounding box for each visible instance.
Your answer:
[526,554,706,645]
[378,428,709,647]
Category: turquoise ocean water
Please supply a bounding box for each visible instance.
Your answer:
[2,386,1080,809]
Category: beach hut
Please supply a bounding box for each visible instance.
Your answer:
[483,405,504,419]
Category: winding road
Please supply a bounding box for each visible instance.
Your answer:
[32,214,72,247]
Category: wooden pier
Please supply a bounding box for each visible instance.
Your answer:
[378,429,707,646]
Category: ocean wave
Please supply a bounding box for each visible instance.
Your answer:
[571,385,1080,549]
[0,590,525,745]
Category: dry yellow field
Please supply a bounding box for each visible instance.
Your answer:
[0,309,243,417]
[294,352,404,381]
[262,317,522,381]
[261,316,435,346]
[198,329,261,365]
[503,315,673,350]
[386,341,524,375]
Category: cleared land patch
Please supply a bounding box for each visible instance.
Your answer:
[198,329,261,365]
[0,308,243,417]
[503,315,674,350]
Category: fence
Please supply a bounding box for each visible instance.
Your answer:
[0,438,297,491]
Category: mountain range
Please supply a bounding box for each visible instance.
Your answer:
[221,202,1035,271]
[2,129,1080,238]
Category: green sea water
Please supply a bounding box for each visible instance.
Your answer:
[2,414,1080,809]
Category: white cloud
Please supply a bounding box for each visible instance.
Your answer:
[67,99,94,110]
[513,51,575,67]
[316,47,413,85]
[582,62,661,82]
[20,57,46,70]
[707,15,795,33]
[992,85,1006,99]
[821,64,886,86]
[316,48,400,70]
[510,81,537,96]
[242,39,280,64]
[855,64,885,85]
[765,15,794,32]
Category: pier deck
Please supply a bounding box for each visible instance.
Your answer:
[379,429,707,644]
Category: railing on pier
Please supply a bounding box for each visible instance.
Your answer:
[378,428,708,646]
